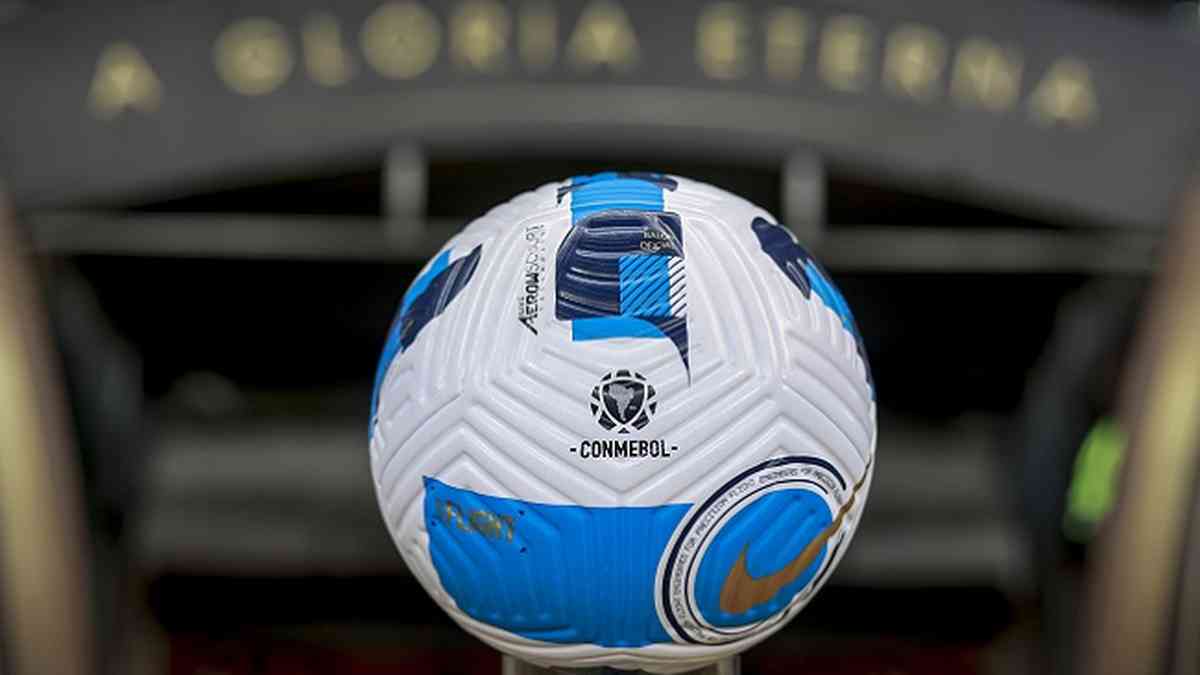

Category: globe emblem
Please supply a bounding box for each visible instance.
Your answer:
[590,370,657,433]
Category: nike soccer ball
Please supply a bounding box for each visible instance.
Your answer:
[369,173,876,673]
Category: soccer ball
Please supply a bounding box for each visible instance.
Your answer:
[369,173,876,673]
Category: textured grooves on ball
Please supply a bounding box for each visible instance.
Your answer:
[369,176,876,673]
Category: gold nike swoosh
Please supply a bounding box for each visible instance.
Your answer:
[718,463,871,615]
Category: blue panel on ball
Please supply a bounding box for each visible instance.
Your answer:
[566,172,667,223]
[805,262,857,340]
[401,249,450,316]
[619,255,671,316]
[424,477,688,647]
[693,489,832,628]
[572,316,665,341]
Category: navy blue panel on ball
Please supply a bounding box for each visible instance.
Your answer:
[370,244,483,430]
[751,217,814,298]
[555,172,690,375]
[395,245,482,351]
[751,217,873,394]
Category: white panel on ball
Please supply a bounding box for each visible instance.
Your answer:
[369,173,875,673]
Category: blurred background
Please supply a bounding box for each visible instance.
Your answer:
[4,0,1200,673]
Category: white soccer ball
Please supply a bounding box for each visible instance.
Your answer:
[369,173,876,673]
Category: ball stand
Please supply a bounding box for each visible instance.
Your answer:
[502,655,741,675]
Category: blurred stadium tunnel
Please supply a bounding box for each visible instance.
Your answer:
[4,0,1200,674]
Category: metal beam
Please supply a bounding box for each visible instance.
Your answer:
[28,211,1160,273]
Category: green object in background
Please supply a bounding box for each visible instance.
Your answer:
[1064,418,1127,543]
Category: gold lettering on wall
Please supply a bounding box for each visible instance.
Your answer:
[951,38,1022,112]
[452,0,510,72]
[1029,58,1097,127]
[765,7,808,82]
[215,18,294,96]
[820,15,872,92]
[567,0,639,72]
[884,23,946,102]
[303,14,355,86]
[697,3,750,80]
[519,1,557,71]
[90,4,1099,138]
[361,2,441,79]
[89,42,162,118]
